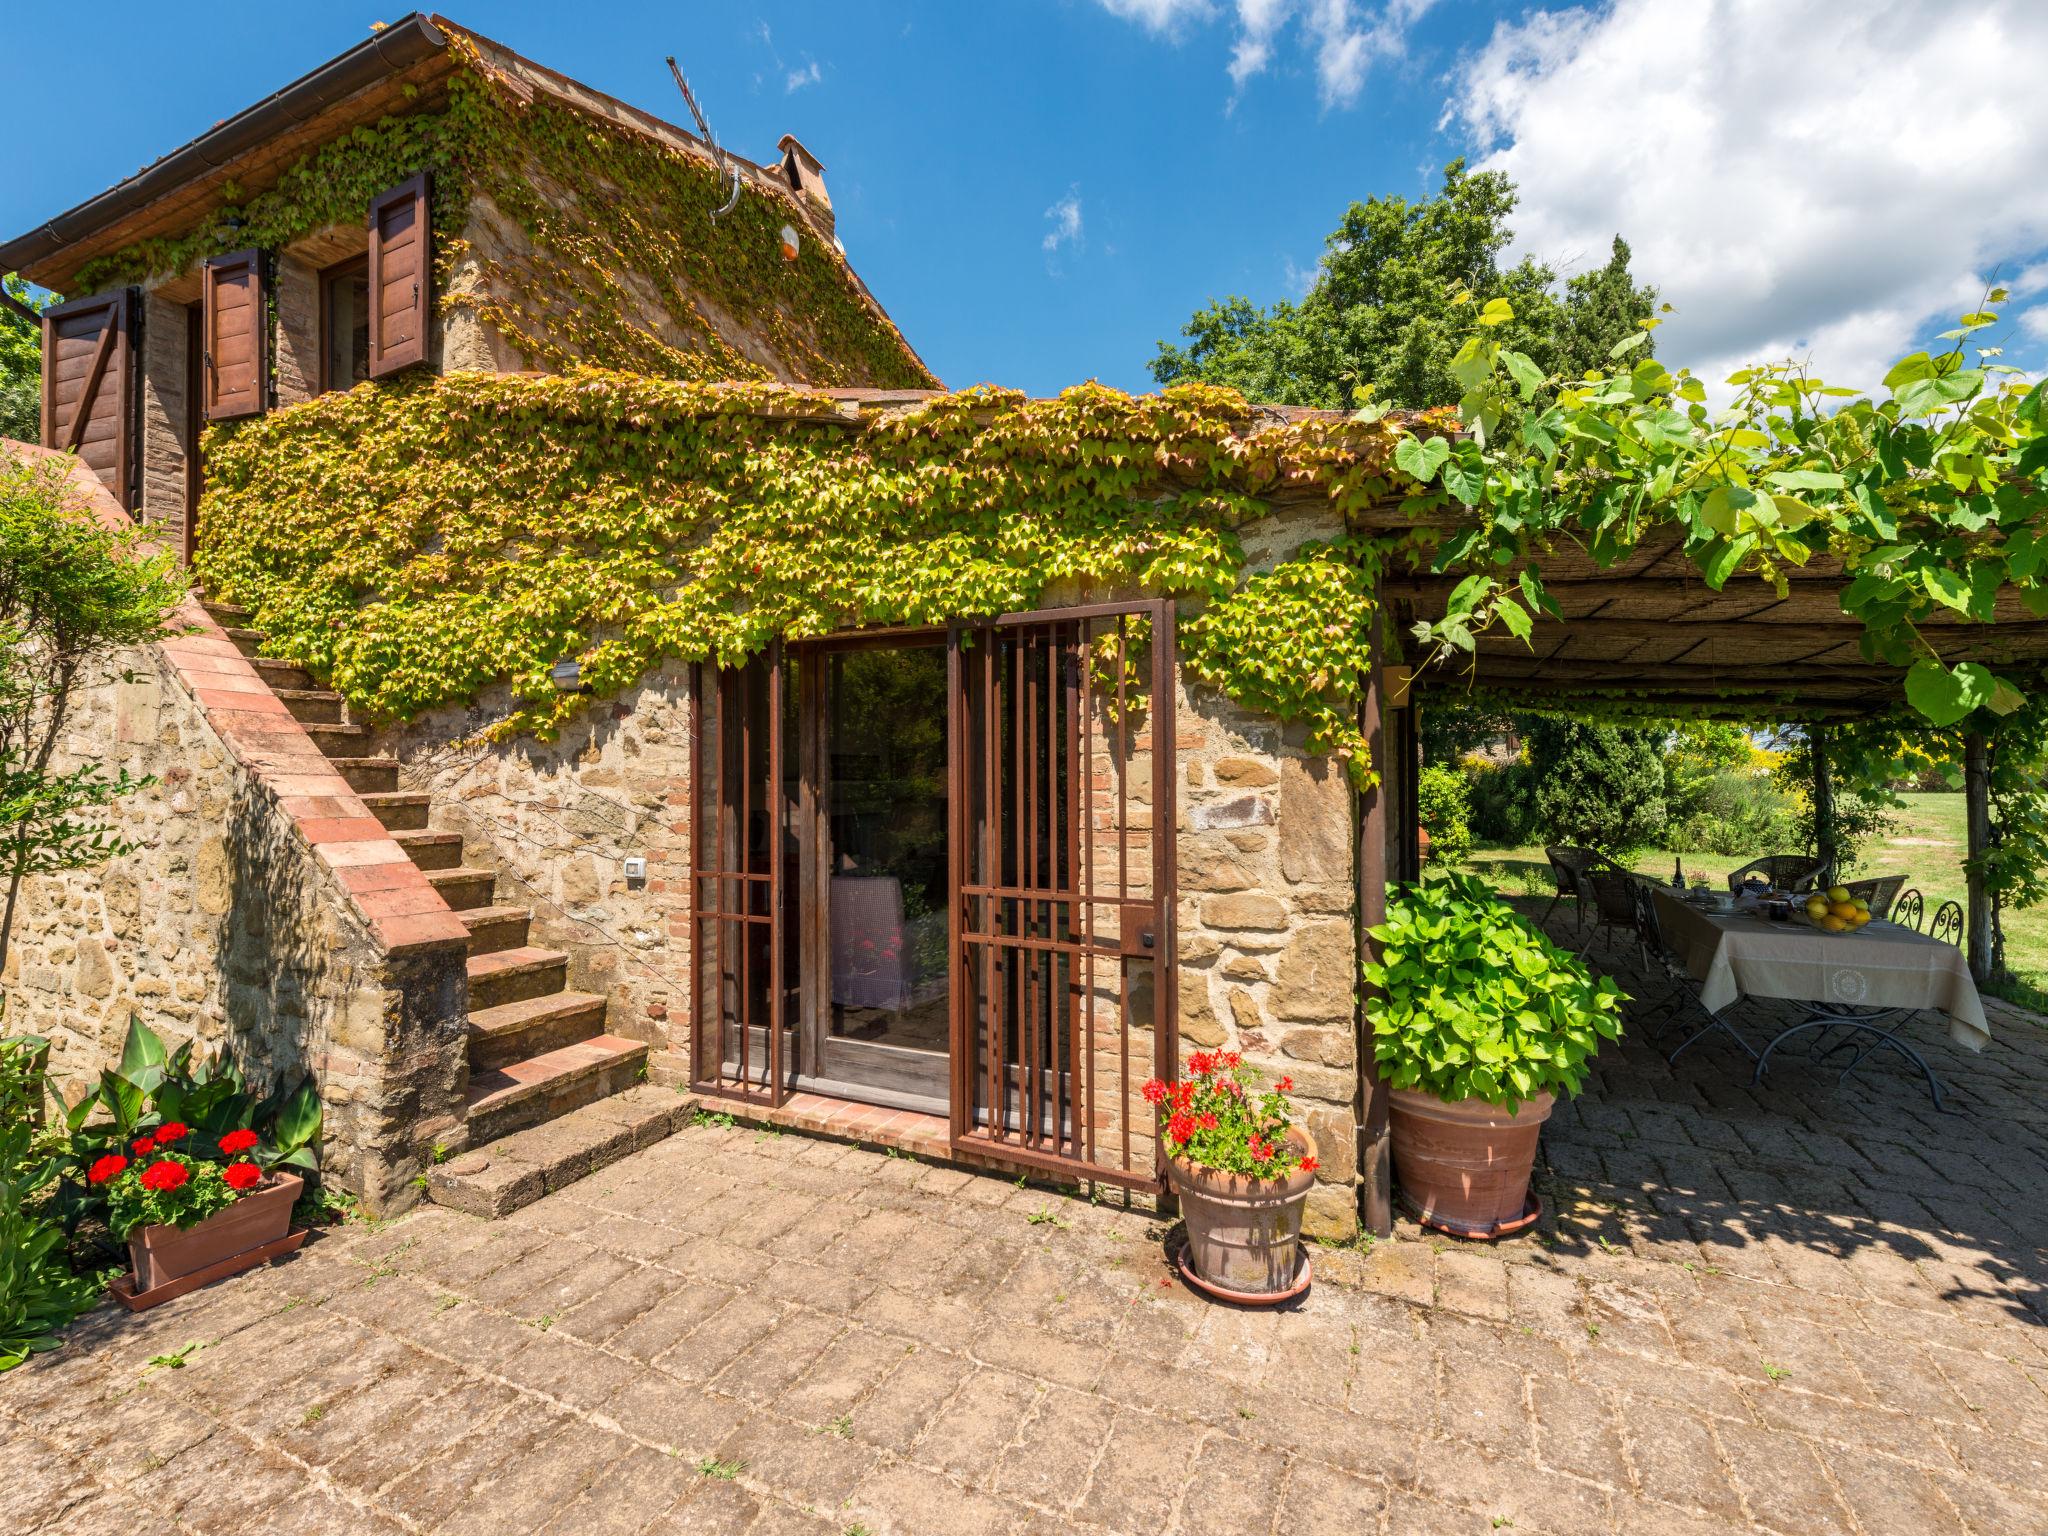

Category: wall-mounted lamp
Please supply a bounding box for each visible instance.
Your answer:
[549,658,585,693]
[779,223,801,262]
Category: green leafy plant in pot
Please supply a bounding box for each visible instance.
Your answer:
[1365,872,1625,1238]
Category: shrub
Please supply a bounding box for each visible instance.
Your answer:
[1665,769,1798,857]
[1465,756,1538,846]
[1417,763,1473,865]
[1364,872,1626,1109]
[0,1035,102,1372]
[1525,717,1666,853]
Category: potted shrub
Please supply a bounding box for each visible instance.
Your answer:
[1365,872,1625,1238]
[1145,1052,1319,1302]
[94,1123,302,1294]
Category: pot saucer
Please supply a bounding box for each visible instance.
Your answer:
[1171,1242,1312,1307]
[1400,1189,1542,1242]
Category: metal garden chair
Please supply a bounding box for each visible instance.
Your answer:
[1630,881,1759,1065]
[1929,900,1964,947]
[1890,887,1924,930]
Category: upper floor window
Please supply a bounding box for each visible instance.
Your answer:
[321,256,371,393]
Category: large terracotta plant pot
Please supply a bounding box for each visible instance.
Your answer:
[1389,1089,1552,1239]
[1165,1129,1315,1298]
[127,1173,303,1293]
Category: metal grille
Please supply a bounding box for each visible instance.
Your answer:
[688,648,794,1104]
[949,602,1177,1191]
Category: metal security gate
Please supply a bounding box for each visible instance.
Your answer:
[688,648,796,1104]
[948,601,1177,1191]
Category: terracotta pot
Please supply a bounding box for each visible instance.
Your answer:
[127,1173,302,1293]
[1165,1128,1316,1295]
[1389,1089,1552,1237]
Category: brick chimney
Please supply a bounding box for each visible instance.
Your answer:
[776,133,834,237]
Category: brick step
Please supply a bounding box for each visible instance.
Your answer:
[425,866,497,910]
[393,828,464,871]
[250,657,316,692]
[467,946,569,1011]
[458,904,531,956]
[301,722,371,756]
[428,1084,685,1218]
[467,989,607,1073]
[463,1035,649,1146]
[201,599,251,624]
[274,688,344,726]
[328,757,400,795]
[359,790,430,832]
[222,626,268,658]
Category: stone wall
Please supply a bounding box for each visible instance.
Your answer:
[1172,503,1361,1239]
[384,664,696,1080]
[137,291,190,548]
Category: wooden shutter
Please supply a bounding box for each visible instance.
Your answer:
[40,289,136,506]
[367,174,431,377]
[202,249,268,421]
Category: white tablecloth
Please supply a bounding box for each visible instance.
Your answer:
[1652,888,1990,1052]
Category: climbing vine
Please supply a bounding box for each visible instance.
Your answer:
[73,37,930,390]
[198,371,1405,784]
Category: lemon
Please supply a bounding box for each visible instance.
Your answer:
[1820,914,1849,932]
[1804,897,1830,921]
[1830,901,1858,921]
[1826,885,1852,905]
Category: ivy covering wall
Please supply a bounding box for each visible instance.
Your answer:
[197,370,1400,783]
[73,40,932,391]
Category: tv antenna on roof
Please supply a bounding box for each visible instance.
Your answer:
[668,57,743,221]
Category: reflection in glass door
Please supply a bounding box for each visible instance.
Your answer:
[802,639,951,1111]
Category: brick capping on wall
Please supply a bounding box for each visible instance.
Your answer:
[8,440,470,959]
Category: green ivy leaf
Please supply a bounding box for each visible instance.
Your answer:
[1394,434,1451,484]
[1905,658,1995,725]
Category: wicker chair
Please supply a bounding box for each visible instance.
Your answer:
[1541,846,1598,932]
[1891,887,1924,930]
[1726,855,1830,894]
[1930,900,1964,947]
[1580,862,1645,965]
[1843,875,1906,923]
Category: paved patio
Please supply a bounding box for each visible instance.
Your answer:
[8,920,2048,1535]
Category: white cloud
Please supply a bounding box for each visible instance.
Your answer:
[1098,0,1214,34]
[1043,189,1085,260]
[1097,0,1433,108]
[785,60,821,93]
[1443,0,2048,392]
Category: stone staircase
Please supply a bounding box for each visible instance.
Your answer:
[202,599,648,1148]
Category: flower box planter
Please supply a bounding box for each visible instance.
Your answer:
[1166,1127,1316,1302]
[124,1172,303,1297]
[1389,1088,1551,1239]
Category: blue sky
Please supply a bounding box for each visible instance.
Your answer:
[7,2,2048,397]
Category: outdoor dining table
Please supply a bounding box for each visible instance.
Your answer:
[1649,887,1990,1108]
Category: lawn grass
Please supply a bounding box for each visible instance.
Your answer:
[1456,791,2048,1011]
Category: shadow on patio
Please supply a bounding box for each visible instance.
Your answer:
[1521,895,2048,1332]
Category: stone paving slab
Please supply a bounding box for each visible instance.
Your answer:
[11,923,2048,1534]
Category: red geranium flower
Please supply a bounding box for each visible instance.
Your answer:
[132,1137,156,1156]
[1299,1156,1320,1174]
[1187,1051,1216,1077]
[1249,1136,1273,1161]
[222,1161,263,1192]
[139,1159,189,1193]
[154,1122,189,1144]
[1140,1078,1168,1106]
[1165,1111,1195,1144]
[1275,1075,1294,1094]
[218,1128,260,1156]
[1199,1113,1217,1130]
[1221,1051,1242,1069]
[88,1153,128,1185]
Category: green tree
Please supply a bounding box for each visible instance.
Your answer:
[1524,717,1667,854]
[1150,161,1656,409]
[0,278,49,445]
[0,454,186,976]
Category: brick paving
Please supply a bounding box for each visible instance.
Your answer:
[10,915,2048,1534]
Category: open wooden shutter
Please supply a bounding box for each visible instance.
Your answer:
[40,289,136,506]
[202,249,267,421]
[367,174,430,377]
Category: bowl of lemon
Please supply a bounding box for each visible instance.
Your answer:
[1798,886,1872,934]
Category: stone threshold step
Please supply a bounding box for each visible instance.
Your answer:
[464,1033,647,1132]
[428,1083,691,1218]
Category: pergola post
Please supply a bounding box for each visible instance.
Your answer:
[1964,729,1994,985]
[1809,723,1839,877]
[1356,603,1393,1239]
